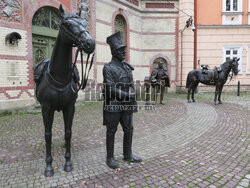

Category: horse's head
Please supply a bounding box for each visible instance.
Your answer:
[59,4,95,54]
[231,58,240,75]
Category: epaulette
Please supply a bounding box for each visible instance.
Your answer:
[123,62,134,70]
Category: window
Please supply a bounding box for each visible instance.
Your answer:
[246,45,250,74]
[114,15,126,45]
[225,0,239,12]
[222,0,242,24]
[223,46,242,74]
[32,7,60,30]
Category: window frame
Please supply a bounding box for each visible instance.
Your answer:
[246,45,250,74]
[223,45,243,74]
[223,0,242,12]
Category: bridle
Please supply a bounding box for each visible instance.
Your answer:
[50,17,95,92]
[227,60,239,83]
[72,48,94,92]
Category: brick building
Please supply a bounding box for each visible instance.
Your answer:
[0,0,181,110]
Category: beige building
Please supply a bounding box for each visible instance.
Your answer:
[178,0,250,92]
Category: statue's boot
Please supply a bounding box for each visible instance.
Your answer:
[106,157,118,169]
[106,132,119,169]
[124,154,142,163]
[123,131,142,163]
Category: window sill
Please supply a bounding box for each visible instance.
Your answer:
[222,11,244,15]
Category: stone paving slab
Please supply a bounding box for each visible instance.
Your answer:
[71,100,249,188]
[0,100,186,164]
[0,95,249,187]
[0,100,219,187]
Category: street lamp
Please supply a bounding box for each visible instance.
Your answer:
[179,16,194,90]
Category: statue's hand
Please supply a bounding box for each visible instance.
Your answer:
[129,93,135,100]
[162,76,168,79]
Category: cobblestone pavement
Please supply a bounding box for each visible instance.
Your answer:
[0,94,249,187]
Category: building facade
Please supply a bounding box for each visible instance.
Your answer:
[1,0,249,110]
[197,0,250,86]
[178,0,250,92]
[0,0,180,110]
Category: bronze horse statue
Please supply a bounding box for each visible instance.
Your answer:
[186,58,239,104]
[33,5,95,177]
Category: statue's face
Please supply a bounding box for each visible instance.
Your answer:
[116,46,126,61]
[158,62,163,68]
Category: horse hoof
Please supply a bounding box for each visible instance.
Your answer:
[219,101,222,104]
[187,100,191,103]
[214,102,217,105]
[192,100,196,102]
[44,166,54,177]
[64,163,73,172]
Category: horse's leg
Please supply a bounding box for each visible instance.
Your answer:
[187,85,192,103]
[191,83,198,102]
[62,104,75,172]
[214,84,219,105]
[42,105,55,177]
[218,84,224,104]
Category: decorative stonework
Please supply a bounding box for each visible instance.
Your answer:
[146,3,174,9]
[0,0,21,22]
[77,0,91,29]
[126,0,139,6]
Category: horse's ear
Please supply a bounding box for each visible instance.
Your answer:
[59,4,65,17]
[237,58,240,61]
[78,9,81,17]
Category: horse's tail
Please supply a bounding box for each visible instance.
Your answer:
[186,71,192,88]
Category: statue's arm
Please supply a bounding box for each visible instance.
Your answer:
[151,69,157,82]
[162,70,169,78]
[103,65,128,101]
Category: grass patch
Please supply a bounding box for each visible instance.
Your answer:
[0,110,40,117]
[79,101,102,109]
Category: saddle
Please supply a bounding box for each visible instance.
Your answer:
[33,59,80,86]
[201,64,222,83]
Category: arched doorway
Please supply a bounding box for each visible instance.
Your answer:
[153,57,168,70]
[114,15,127,45]
[32,7,60,65]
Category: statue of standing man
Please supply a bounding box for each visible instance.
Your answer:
[102,32,142,169]
[151,61,170,104]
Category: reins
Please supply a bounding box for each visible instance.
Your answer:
[72,48,95,92]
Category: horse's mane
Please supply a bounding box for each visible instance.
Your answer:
[63,13,86,27]
[63,13,79,19]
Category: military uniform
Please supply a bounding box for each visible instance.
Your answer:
[151,66,170,104]
[103,32,141,169]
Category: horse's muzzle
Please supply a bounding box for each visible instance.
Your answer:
[79,38,95,54]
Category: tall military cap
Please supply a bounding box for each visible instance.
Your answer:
[106,32,126,50]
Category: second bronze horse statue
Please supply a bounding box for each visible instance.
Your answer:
[33,5,95,177]
[186,58,239,104]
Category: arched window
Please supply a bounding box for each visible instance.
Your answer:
[153,57,168,70]
[32,7,60,30]
[114,15,126,45]
[32,7,60,65]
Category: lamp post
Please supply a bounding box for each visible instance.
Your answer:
[192,21,198,93]
[179,16,193,90]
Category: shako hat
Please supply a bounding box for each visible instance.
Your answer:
[106,32,126,50]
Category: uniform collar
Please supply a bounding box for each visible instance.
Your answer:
[112,57,124,68]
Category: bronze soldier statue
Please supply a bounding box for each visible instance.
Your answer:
[103,32,142,169]
[151,61,170,104]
